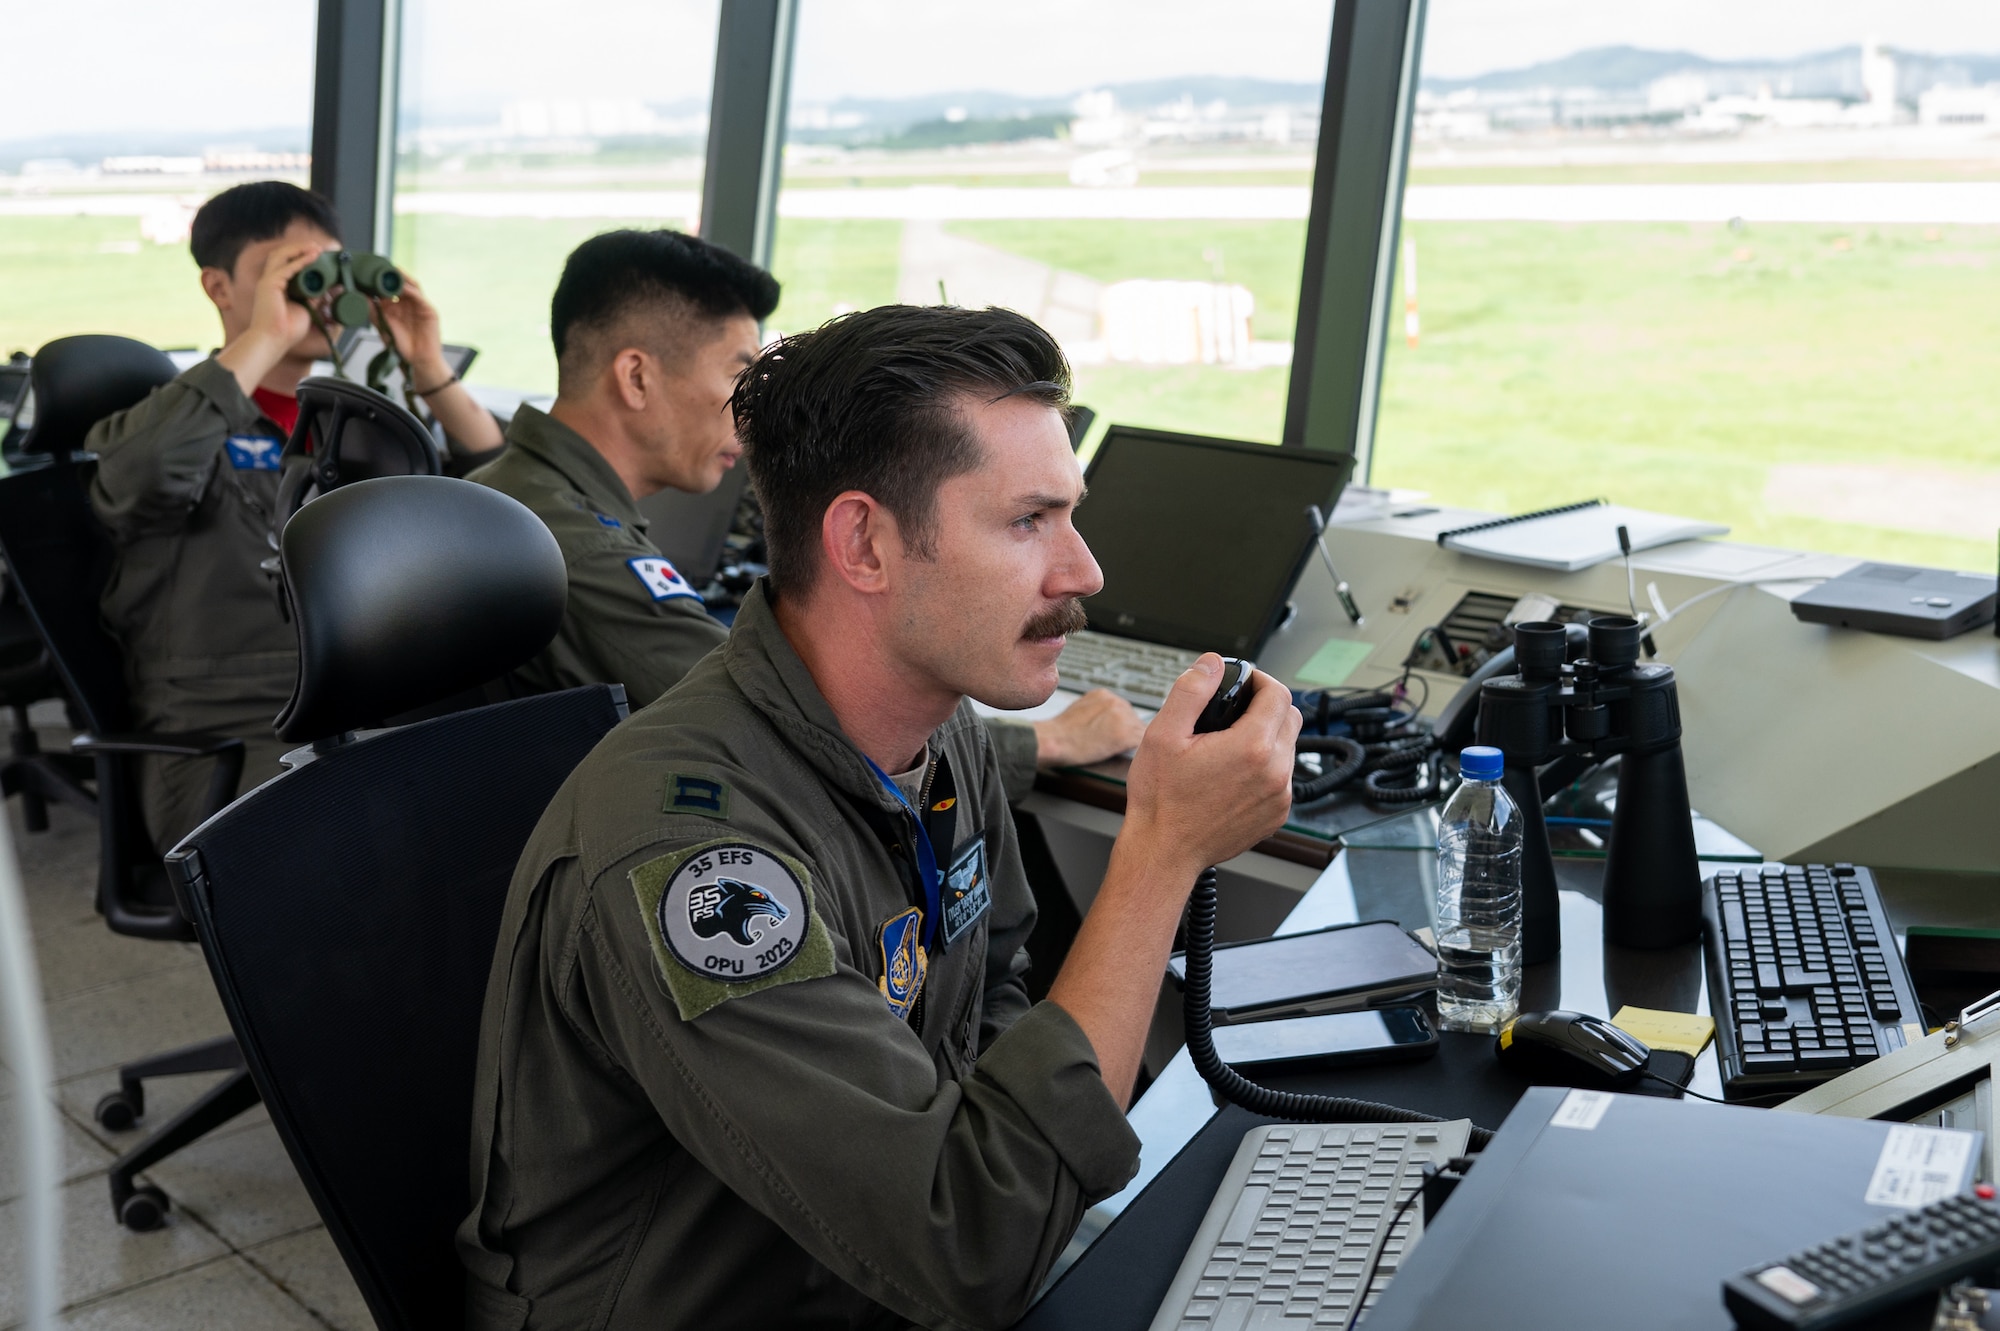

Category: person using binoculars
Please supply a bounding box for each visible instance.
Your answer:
[85,180,503,849]
[471,227,1145,801]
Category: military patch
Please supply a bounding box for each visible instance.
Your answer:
[629,840,836,1021]
[942,837,991,947]
[224,434,283,472]
[663,773,729,818]
[877,907,927,1021]
[628,555,701,603]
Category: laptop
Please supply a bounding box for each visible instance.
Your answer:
[1361,1086,1981,1331]
[635,465,749,593]
[1060,426,1354,708]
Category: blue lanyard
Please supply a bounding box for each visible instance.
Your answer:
[865,755,942,950]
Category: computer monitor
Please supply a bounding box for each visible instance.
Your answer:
[635,465,748,591]
[1074,426,1354,657]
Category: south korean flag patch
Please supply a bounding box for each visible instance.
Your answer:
[628,556,702,603]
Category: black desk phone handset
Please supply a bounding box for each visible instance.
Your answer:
[1182,659,1494,1147]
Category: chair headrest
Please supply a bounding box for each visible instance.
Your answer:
[19,335,178,459]
[288,376,442,477]
[274,475,566,743]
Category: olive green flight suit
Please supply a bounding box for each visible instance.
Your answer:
[457,581,1139,1331]
[86,357,298,850]
[469,404,1044,798]
[468,406,731,709]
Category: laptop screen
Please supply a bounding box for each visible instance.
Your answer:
[1076,426,1354,656]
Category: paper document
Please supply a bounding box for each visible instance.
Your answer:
[1441,503,1727,572]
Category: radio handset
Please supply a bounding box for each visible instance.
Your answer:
[1180,658,1492,1145]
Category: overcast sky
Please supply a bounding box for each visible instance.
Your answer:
[3,0,1998,144]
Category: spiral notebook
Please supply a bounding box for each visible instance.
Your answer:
[1436,499,1728,572]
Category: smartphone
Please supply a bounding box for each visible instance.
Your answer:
[1210,1007,1439,1072]
[1167,919,1439,1023]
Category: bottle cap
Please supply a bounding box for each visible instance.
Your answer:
[1459,746,1504,781]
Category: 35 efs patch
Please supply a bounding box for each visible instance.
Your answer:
[630,840,836,1021]
[661,845,806,979]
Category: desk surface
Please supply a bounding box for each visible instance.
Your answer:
[1023,807,2000,1330]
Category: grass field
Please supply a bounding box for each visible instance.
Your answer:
[0,216,218,357]
[1372,219,2000,571]
[3,202,1995,569]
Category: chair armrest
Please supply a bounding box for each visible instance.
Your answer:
[73,731,248,820]
[72,731,245,759]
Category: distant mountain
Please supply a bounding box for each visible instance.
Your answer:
[1425,45,1715,93]
[1422,43,2000,99]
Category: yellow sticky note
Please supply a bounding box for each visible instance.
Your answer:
[1611,1005,1716,1057]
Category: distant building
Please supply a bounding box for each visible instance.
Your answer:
[1919,83,2000,126]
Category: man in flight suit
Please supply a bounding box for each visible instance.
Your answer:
[458,304,1301,1330]
[470,227,1144,799]
[84,180,503,847]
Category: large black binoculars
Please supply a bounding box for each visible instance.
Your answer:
[287,251,404,328]
[1476,615,1701,962]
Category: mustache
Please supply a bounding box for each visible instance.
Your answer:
[1022,599,1089,641]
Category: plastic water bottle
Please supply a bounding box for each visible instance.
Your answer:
[1434,746,1523,1033]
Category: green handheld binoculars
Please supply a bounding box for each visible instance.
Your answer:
[288,251,405,327]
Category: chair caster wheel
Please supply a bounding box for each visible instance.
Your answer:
[95,1090,140,1132]
[118,1185,169,1231]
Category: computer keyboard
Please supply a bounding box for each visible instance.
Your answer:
[1056,629,1197,710]
[1702,864,1924,1104]
[1148,1120,1473,1331]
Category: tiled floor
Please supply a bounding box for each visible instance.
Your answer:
[0,791,371,1330]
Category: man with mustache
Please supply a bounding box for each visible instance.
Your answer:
[459,304,1301,1330]
[473,228,1144,798]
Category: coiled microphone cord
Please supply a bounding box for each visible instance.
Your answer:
[1180,867,1494,1149]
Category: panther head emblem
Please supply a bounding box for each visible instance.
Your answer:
[687,876,790,947]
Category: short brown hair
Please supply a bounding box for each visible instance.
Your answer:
[731,305,1071,597]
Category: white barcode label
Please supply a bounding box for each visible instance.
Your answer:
[1864,1124,1977,1209]
[1551,1089,1613,1131]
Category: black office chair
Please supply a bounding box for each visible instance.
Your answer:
[0,336,182,829]
[12,335,180,463]
[0,567,94,832]
[165,475,625,1328]
[272,375,442,533]
[0,336,264,1227]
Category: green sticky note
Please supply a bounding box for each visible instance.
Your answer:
[1296,637,1373,688]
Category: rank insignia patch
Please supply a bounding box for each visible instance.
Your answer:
[629,840,836,1020]
[942,837,991,948]
[877,907,927,1021]
[224,434,283,472]
[664,773,729,818]
[628,555,702,603]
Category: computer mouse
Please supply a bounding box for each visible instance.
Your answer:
[1494,1010,1650,1089]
